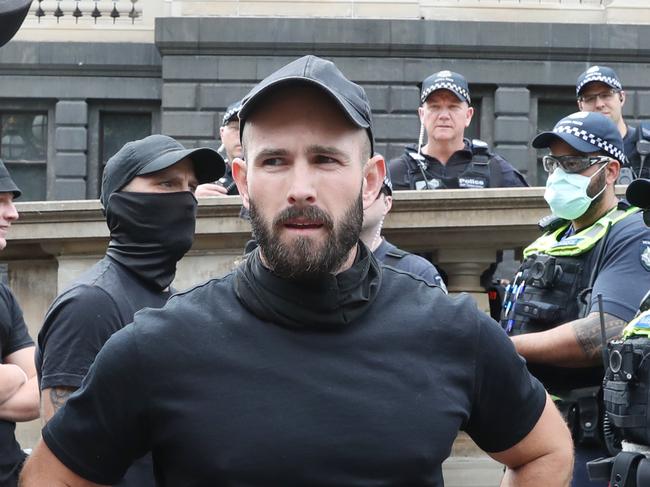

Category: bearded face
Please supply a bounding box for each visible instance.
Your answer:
[249,188,363,280]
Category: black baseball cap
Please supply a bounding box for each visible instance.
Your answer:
[420,70,471,105]
[221,100,242,127]
[238,55,374,153]
[0,160,21,198]
[532,111,627,164]
[576,65,623,97]
[627,179,650,209]
[0,0,31,48]
[101,134,225,208]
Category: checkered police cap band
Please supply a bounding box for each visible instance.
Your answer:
[553,124,627,164]
[576,74,622,96]
[420,81,471,104]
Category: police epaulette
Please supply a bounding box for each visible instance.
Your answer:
[538,214,569,233]
[385,248,408,259]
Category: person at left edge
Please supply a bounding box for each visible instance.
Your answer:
[0,159,39,487]
[0,3,41,486]
[35,134,225,487]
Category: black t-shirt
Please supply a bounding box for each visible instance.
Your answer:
[36,256,171,487]
[388,141,528,191]
[0,284,33,484]
[43,248,546,487]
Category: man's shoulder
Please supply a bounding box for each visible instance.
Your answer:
[132,272,237,333]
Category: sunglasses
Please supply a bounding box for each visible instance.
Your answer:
[542,155,612,174]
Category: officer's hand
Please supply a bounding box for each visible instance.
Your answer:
[195,183,228,197]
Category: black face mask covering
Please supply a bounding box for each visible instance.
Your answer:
[105,191,197,290]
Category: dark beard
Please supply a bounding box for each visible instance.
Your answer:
[249,190,363,280]
[582,164,609,220]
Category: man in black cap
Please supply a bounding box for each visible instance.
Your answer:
[21,56,572,486]
[196,100,242,197]
[360,172,447,291]
[0,160,39,487]
[576,65,650,181]
[34,135,224,487]
[503,111,650,486]
[389,70,528,190]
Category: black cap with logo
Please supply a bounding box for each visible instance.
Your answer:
[238,55,374,153]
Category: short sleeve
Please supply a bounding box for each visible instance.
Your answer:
[42,325,149,484]
[589,218,650,323]
[38,286,124,390]
[0,284,33,359]
[464,314,546,453]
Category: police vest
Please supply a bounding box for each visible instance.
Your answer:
[405,139,502,190]
[501,206,639,336]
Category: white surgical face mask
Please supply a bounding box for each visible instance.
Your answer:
[543,163,608,220]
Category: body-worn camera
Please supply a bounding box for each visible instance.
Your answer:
[603,335,650,446]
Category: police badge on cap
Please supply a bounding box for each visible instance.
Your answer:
[420,70,471,105]
[576,65,623,97]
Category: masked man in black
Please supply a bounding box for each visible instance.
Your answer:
[35,134,224,487]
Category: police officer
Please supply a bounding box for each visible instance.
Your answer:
[504,111,650,486]
[196,100,242,197]
[388,70,528,190]
[36,135,224,487]
[576,65,650,181]
[360,172,447,291]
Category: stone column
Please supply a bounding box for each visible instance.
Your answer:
[493,87,532,178]
[53,100,88,200]
[437,247,499,312]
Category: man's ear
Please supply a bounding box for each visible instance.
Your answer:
[231,157,249,208]
[606,159,621,185]
[464,106,474,128]
[620,90,626,107]
[363,155,385,210]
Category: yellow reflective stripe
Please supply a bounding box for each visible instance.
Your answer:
[524,207,639,258]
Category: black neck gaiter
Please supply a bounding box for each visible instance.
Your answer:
[105,191,197,291]
[234,243,382,331]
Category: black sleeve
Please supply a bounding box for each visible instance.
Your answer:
[38,286,124,390]
[42,324,149,485]
[0,284,33,360]
[464,314,546,453]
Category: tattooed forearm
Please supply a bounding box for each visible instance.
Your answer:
[572,312,627,360]
[48,387,75,412]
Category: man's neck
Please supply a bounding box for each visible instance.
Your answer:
[421,138,465,165]
[618,119,628,139]
[360,226,382,252]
